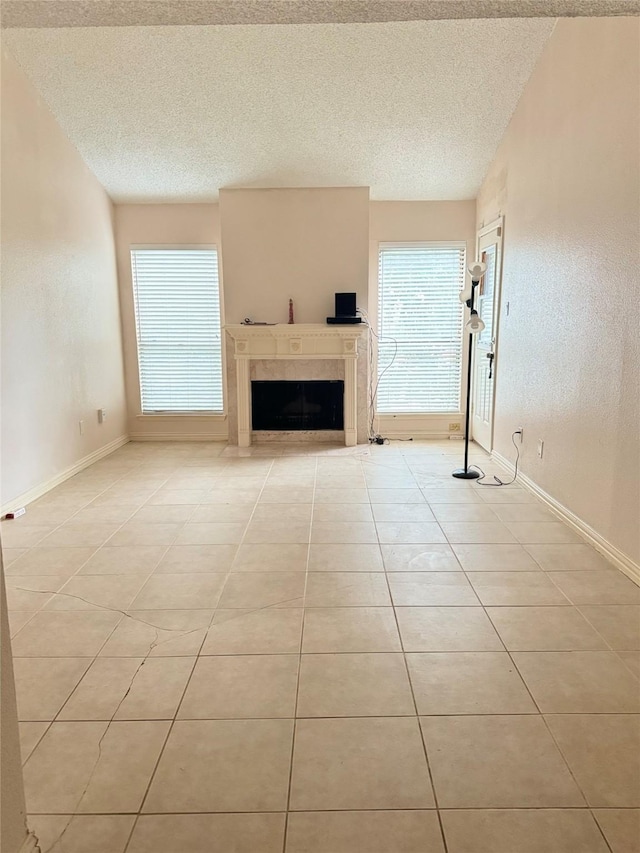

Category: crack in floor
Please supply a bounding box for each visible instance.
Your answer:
[41,625,165,853]
[17,554,314,852]
[13,584,314,630]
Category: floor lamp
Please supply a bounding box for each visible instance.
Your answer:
[453,261,487,480]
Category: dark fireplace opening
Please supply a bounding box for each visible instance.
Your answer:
[251,380,344,431]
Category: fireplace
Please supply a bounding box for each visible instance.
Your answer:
[252,380,344,431]
[225,324,367,446]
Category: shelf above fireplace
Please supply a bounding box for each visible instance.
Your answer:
[225,323,365,360]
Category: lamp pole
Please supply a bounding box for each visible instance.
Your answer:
[452,262,486,480]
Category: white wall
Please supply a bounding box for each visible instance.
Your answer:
[114,203,227,440]
[220,187,370,324]
[0,48,128,507]
[477,17,640,567]
[369,200,477,437]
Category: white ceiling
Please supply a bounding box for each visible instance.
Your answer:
[3,19,556,202]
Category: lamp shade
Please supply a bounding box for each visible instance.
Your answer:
[468,261,487,281]
[466,310,485,334]
[459,288,472,303]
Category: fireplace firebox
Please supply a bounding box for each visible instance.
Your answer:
[251,380,344,431]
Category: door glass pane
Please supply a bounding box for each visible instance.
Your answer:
[478,245,496,345]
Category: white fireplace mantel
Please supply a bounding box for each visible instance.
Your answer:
[225,323,366,447]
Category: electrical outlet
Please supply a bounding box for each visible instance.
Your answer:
[79,420,84,436]
[97,408,106,424]
[537,439,544,458]
[516,427,524,443]
[449,423,461,432]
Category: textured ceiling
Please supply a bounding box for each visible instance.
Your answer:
[4,19,557,201]
[2,0,638,27]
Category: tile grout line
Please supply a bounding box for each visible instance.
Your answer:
[479,597,605,816]
[589,810,618,853]
[17,451,169,853]
[22,446,228,853]
[8,454,179,629]
[282,455,317,853]
[12,448,199,789]
[22,709,640,723]
[13,442,638,850]
[417,458,624,839]
[371,474,451,853]
[123,445,247,853]
[395,463,613,836]
[26,805,640,816]
[21,445,225,851]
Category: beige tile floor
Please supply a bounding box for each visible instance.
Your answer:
[2,440,639,853]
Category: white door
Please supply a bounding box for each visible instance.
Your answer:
[471,219,503,452]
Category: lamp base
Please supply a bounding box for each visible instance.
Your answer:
[452,468,481,480]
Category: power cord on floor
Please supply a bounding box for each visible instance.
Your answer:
[469,430,520,486]
[370,435,388,445]
[357,307,398,446]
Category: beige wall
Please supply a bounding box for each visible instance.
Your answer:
[477,17,640,565]
[113,203,227,440]
[369,200,477,316]
[0,49,127,507]
[114,197,476,441]
[369,200,477,437]
[220,187,370,324]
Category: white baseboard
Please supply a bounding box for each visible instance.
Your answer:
[20,830,41,853]
[376,413,462,441]
[130,433,228,442]
[492,450,640,587]
[1,435,129,515]
[381,430,453,440]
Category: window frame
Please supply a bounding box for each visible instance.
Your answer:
[375,240,467,416]
[129,244,226,416]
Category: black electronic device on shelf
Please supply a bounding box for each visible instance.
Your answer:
[326,292,362,325]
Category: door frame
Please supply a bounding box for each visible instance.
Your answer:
[471,216,504,451]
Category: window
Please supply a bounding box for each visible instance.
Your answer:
[131,248,224,413]
[376,243,465,413]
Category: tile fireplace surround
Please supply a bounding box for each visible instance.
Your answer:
[225,325,368,447]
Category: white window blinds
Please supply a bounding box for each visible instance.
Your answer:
[131,248,224,413]
[377,244,465,413]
